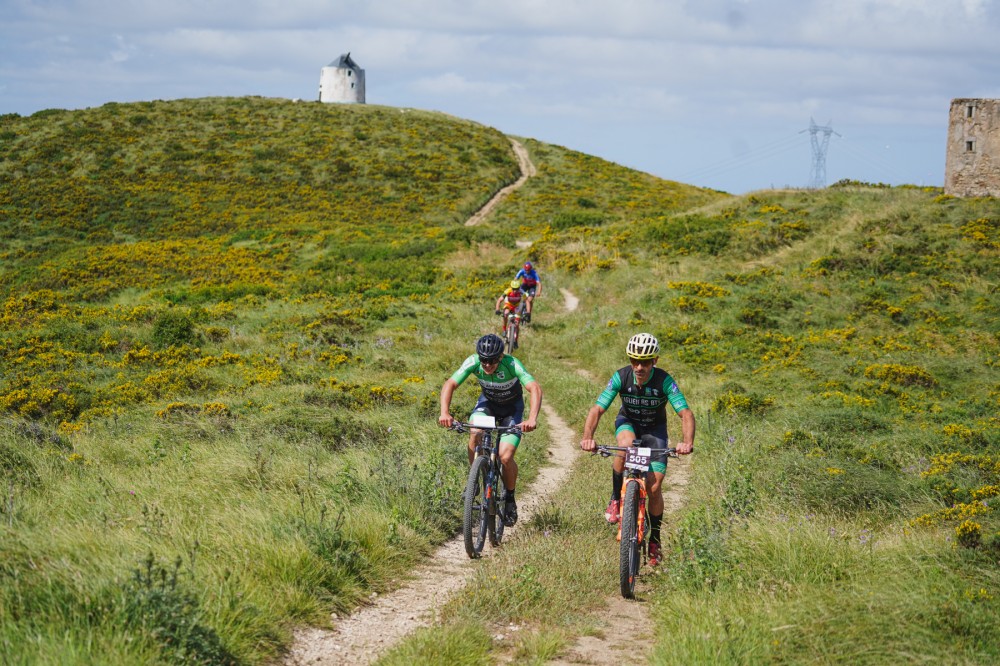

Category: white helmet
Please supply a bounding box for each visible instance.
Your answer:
[626,332,659,360]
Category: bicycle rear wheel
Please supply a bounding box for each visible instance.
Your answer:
[619,481,641,599]
[487,463,507,546]
[463,456,490,558]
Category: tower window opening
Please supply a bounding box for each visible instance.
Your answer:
[966,140,975,152]
[967,105,975,118]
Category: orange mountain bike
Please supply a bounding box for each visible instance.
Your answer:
[596,441,677,598]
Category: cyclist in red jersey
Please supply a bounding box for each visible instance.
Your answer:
[495,279,526,346]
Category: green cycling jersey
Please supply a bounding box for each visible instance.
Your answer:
[450,354,536,404]
[595,366,689,428]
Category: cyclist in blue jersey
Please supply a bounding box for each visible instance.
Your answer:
[439,333,543,526]
[514,262,541,323]
[580,333,695,567]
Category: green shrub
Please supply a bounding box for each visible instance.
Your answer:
[117,554,236,665]
[712,390,775,416]
[550,210,605,230]
[151,310,197,349]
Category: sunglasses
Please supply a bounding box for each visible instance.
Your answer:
[479,356,502,365]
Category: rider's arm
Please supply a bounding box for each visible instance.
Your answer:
[520,380,543,432]
[534,274,541,297]
[580,404,606,450]
[495,293,506,311]
[440,356,477,426]
[438,378,459,427]
[676,407,695,454]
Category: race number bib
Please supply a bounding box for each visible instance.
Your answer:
[470,413,496,428]
[624,447,651,472]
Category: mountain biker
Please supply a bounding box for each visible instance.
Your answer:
[514,262,541,323]
[439,333,543,527]
[494,279,526,348]
[579,332,695,567]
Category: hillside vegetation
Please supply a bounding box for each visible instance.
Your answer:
[1,97,998,665]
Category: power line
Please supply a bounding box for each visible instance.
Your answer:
[833,136,909,184]
[676,132,808,183]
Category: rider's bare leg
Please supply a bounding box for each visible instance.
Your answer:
[499,441,518,490]
[612,430,634,475]
[467,430,483,465]
[645,470,665,514]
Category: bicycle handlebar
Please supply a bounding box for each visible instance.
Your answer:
[449,421,523,435]
[594,444,678,458]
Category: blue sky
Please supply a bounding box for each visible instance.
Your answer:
[3,0,999,194]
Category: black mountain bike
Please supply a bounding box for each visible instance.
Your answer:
[450,417,522,558]
[596,439,677,598]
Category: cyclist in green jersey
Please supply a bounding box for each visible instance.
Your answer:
[580,332,695,566]
[439,333,543,526]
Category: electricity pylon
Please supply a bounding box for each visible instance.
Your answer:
[800,118,840,189]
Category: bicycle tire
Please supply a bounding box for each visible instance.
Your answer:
[619,481,641,599]
[488,462,507,546]
[463,456,491,558]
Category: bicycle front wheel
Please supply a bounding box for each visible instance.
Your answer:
[487,462,506,546]
[619,481,641,599]
[505,321,517,353]
[463,456,490,558]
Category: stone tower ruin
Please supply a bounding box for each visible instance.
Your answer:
[944,98,1000,197]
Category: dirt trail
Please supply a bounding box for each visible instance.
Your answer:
[285,405,579,665]
[465,139,535,227]
[548,311,693,665]
[546,456,691,665]
[559,288,579,312]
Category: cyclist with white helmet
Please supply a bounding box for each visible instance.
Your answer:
[580,332,695,567]
[514,261,541,323]
[439,333,543,527]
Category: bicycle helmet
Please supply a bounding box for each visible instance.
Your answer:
[510,279,522,290]
[524,261,533,271]
[476,333,505,362]
[626,332,659,360]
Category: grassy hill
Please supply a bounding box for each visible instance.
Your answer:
[1,97,998,664]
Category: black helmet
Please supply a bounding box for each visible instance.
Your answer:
[476,334,504,362]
